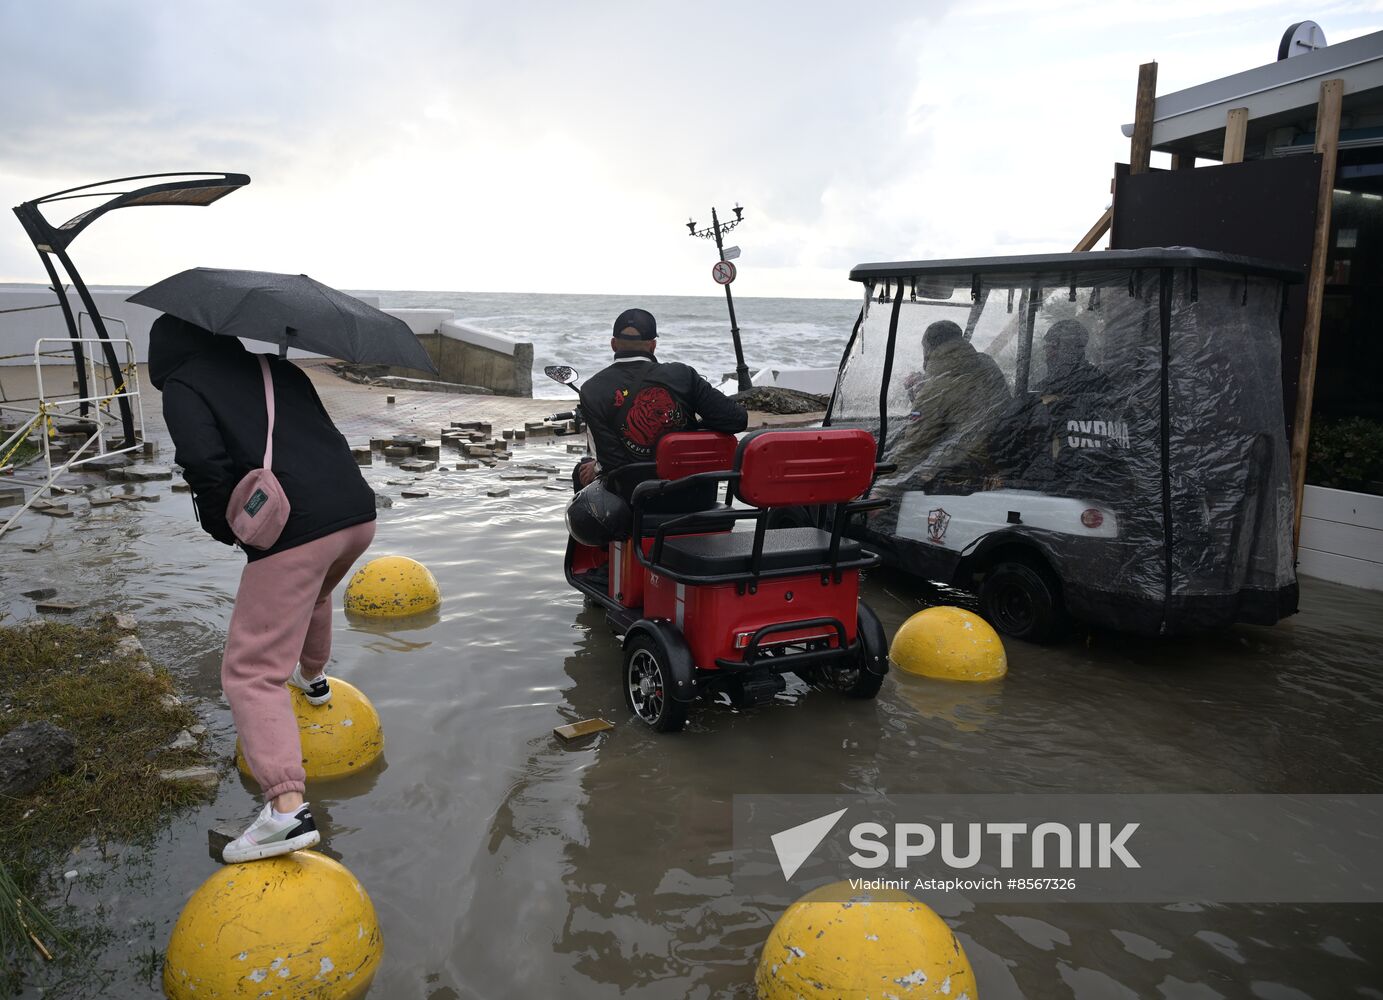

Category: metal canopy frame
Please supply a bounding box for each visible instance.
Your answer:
[11,172,250,446]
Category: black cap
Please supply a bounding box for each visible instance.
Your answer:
[1045,318,1090,348]
[922,319,963,352]
[613,308,657,341]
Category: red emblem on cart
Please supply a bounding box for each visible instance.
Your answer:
[927,507,951,544]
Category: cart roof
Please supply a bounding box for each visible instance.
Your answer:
[849,247,1304,283]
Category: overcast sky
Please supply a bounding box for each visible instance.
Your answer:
[1,2,1378,299]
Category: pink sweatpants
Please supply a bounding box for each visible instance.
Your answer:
[222,520,376,800]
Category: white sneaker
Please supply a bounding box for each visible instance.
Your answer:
[287,663,332,705]
[222,803,320,864]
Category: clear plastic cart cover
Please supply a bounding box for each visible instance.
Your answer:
[828,264,1295,634]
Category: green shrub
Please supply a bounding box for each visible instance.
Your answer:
[1306,416,1383,494]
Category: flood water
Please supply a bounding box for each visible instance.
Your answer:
[4,436,1383,999]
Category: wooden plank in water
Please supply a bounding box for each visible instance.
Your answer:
[553,719,614,741]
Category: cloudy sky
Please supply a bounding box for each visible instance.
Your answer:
[1,2,1378,299]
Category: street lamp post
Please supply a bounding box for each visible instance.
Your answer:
[686,203,751,392]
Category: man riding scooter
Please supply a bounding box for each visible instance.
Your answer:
[571,307,748,509]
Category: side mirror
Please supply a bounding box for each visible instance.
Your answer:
[545,365,579,387]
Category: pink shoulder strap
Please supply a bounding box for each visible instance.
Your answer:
[257,354,276,469]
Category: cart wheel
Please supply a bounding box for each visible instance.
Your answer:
[623,634,689,732]
[812,608,886,700]
[979,559,1067,643]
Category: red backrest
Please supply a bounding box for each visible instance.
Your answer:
[656,432,738,481]
[734,429,877,508]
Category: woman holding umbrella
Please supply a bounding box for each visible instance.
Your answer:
[147,313,377,863]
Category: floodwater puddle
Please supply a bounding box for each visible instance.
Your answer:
[2,437,1381,998]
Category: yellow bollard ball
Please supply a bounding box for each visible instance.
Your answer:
[889,606,1007,681]
[756,881,976,999]
[164,851,381,1000]
[237,678,383,781]
[343,555,440,618]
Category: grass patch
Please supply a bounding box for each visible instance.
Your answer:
[0,616,216,993]
[1,437,40,470]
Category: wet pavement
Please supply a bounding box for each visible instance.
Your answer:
[1,366,1381,999]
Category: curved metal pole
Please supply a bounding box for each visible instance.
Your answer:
[875,283,906,463]
[823,305,864,428]
[53,247,135,446]
[34,252,90,418]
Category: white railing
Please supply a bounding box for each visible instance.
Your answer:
[0,325,145,536]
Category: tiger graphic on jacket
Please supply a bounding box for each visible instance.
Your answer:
[621,385,687,458]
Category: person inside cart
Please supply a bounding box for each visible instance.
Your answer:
[885,319,1010,491]
[571,308,748,508]
[1036,318,1112,400]
[999,318,1128,492]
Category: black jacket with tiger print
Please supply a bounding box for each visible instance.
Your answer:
[578,353,748,499]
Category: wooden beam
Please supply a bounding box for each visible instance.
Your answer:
[1291,78,1345,551]
[1129,62,1158,175]
[1170,153,1195,170]
[1072,207,1113,252]
[1223,107,1249,164]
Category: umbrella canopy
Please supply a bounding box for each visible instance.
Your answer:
[128,268,437,374]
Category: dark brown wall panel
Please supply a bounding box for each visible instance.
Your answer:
[1111,156,1320,430]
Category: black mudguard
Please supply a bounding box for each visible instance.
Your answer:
[625,619,697,703]
[857,603,889,677]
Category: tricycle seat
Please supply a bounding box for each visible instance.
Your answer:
[658,527,863,577]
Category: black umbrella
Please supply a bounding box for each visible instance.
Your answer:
[128,267,438,374]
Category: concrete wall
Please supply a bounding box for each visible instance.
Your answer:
[389,321,533,397]
[0,286,534,396]
[1298,485,1383,592]
[0,287,160,365]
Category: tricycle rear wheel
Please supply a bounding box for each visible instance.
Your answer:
[623,634,689,732]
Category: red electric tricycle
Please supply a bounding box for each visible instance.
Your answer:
[563,426,891,732]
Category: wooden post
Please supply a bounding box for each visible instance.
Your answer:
[1170,153,1195,170]
[1129,62,1158,175]
[1291,78,1345,551]
[1072,207,1113,252]
[1223,107,1249,163]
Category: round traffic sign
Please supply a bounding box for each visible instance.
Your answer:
[712,260,737,285]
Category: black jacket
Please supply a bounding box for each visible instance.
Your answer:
[578,353,747,495]
[149,315,376,561]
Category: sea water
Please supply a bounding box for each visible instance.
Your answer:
[358,290,860,396]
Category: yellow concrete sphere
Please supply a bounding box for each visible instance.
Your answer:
[237,678,383,781]
[756,881,976,999]
[344,555,440,618]
[164,851,382,1000]
[889,606,1007,681]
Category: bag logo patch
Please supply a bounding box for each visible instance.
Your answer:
[244,489,268,517]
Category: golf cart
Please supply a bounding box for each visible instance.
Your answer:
[823,248,1302,640]
[559,413,891,732]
